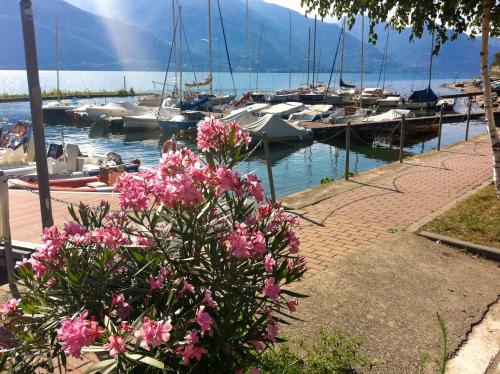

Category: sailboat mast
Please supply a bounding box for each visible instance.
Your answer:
[312,15,317,90]
[428,30,434,89]
[246,0,251,91]
[382,29,389,90]
[179,5,183,110]
[306,26,311,86]
[340,18,345,84]
[172,0,177,96]
[316,51,321,83]
[256,24,263,92]
[55,19,60,101]
[360,13,364,92]
[208,0,213,93]
[288,11,292,90]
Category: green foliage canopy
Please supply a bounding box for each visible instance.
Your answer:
[300,0,500,53]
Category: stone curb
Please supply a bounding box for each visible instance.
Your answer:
[418,231,500,262]
[446,299,500,374]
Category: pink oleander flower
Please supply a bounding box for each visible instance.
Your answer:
[0,298,20,319]
[184,329,200,345]
[202,289,217,308]
[177,344,208,366]
[265,323,279,343]
[287,299,299,313]
[119,321,134,334]
[88,226,129,250]
[111,294,133,319]
[64,221,87,236]
[180,278,195,295]
[216,166,240,191]
[134,317,172,350]
[103,334,126,357]
[286,229,300,254]
[148,276,163,290]
[252,340,264,352]
[264,254,275,273]
[197,118,251,152]
[263,277,281,301]
[57,310,103,358]
[115,172,155,211]
[195,306,214,336]
[227,222,266,258]
[245,174,265,203]
[251,368,261,374]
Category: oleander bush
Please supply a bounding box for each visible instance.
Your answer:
[0,118,306,373]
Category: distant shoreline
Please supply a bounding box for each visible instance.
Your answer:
[0,90,146,103]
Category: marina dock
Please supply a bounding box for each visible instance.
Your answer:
[301,110,493,138]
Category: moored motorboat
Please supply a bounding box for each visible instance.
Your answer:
[435,98,456,112]
[159,111,205,133]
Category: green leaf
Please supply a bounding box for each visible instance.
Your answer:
[125,353,165,369]
[84,359,117,374]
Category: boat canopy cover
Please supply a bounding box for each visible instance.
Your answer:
[222,112,310,140]
[408,87,438,102]
[260,102,305,116]
[340,78,355,88]
[98,102,139,110]
[241,114,310,140]
[363,109,413,123]
[227,103,269,118]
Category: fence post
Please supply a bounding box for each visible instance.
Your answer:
[262,132,276,202]
[0,171,16,289]
[399,114,406,163]
[437,108,443,151]
[465,98,472,141]
[345,122,351,180]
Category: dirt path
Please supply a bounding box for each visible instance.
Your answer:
[283,233,500,372]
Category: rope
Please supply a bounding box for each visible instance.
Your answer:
[239,139,263,162]
[349,126,375,146]
[318,127,346,143]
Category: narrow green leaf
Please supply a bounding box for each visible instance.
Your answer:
[125,353,165,369]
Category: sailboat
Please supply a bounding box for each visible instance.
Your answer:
[404,31,438,110]
[42,20,82,122]
[188,0,235,108]
[324,19,352,105]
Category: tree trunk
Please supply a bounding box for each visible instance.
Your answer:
[481,0,500,198]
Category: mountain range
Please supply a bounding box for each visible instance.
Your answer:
[0,0,497,75]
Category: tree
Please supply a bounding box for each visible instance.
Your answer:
[301,0,500,198]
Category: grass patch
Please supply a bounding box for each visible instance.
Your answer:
[258,329,372,373]
[424,184,500,248]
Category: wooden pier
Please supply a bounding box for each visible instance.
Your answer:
[301,111,495,138]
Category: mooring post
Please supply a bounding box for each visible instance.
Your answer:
[345,122,351,180]
[465,97,472,141]
[0,171,15,289]
[399,114,406,163]
[262,132,276,202]
[19,0,54,228]
[437,108,443,151]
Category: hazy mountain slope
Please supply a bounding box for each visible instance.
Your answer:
[64,0,387,73]
[0,0,171,70]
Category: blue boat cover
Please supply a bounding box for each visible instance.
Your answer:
[181,97,210,110]
[408,87,438,102]
[340,78,355,88]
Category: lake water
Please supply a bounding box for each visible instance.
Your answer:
[0,70,486,197]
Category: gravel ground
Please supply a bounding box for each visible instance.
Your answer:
[283,233,500,373]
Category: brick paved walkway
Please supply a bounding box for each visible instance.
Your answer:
[284,135,493,274]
